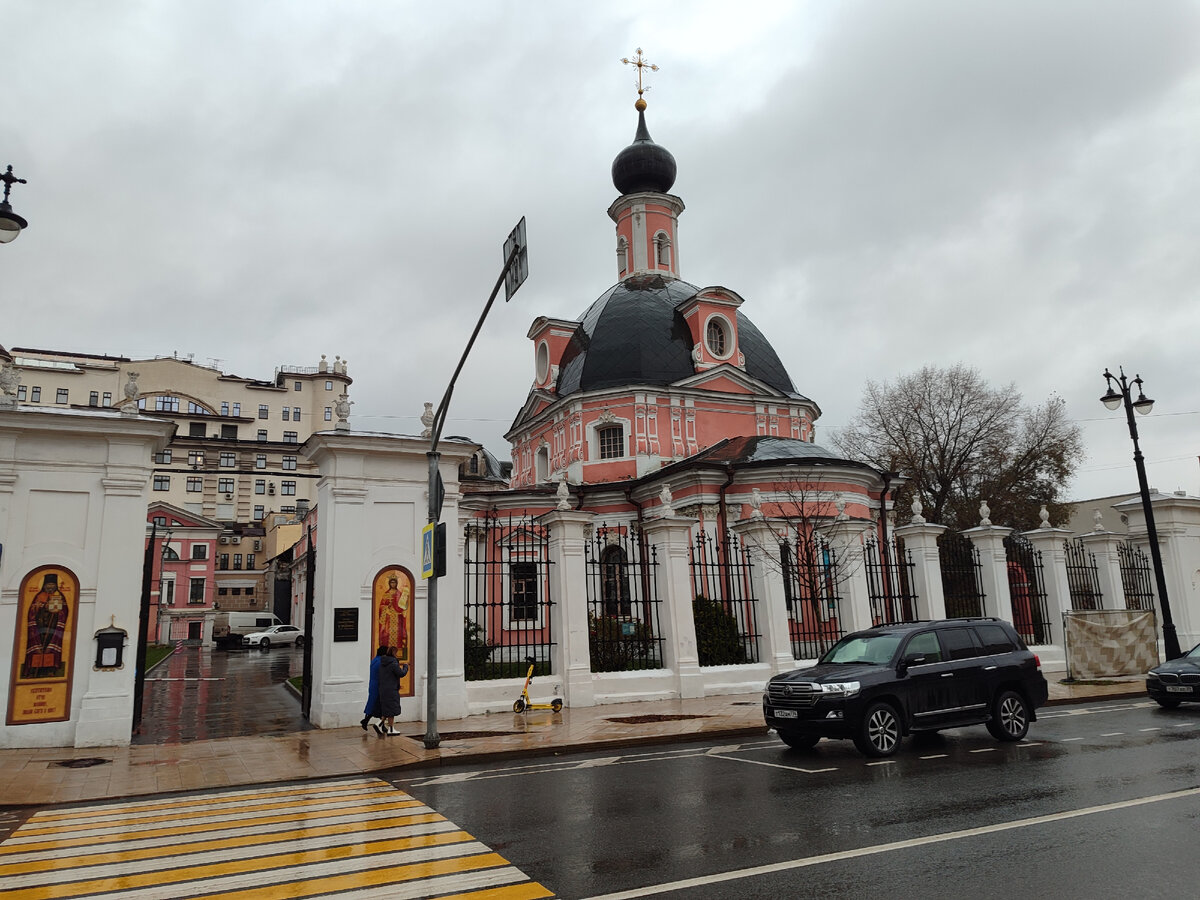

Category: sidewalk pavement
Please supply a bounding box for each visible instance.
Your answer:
[0,675,1146,808]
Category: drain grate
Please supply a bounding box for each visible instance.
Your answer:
[53,757,111,769]
[406,731,524,741]
[604,714,713,724]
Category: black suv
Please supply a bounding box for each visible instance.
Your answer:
[763,618,1049,757]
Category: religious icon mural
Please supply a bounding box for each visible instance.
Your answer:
[8,566,80,725]
[371,566,414,697]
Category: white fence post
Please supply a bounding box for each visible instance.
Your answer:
[542,508,597,708]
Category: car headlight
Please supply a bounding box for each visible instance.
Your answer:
[820,681,860,698]
[1147,671,1160,681]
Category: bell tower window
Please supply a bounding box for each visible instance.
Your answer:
[654,232,671,268]
[617,236,629,277]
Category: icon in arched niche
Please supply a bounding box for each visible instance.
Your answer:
[371,566,414,697]
[8,566,80,725]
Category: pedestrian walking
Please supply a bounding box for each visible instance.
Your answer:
[361,645,388,736]
[378,644,409,736]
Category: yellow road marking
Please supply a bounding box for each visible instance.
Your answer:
[0,833,481,899]
[438,883,557,900]
[191,852,511,900]
[28,779,390,823]
[0,807,439,856]
[16,789,405,836]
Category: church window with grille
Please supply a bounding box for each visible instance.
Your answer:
[510,562,538,622]
[598,424,625,460]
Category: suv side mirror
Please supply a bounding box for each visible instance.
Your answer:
[897,653,926,676]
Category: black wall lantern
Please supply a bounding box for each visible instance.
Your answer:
[94,623,128,670]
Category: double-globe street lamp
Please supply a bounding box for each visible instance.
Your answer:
[0,165,28,243]
[1101,367,1181,660]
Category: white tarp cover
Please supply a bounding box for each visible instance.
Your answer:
[1064,609,1160,679]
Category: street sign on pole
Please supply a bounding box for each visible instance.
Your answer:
[421,522,435,580]
[504,216,529,302]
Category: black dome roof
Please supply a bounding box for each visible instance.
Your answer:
[612,109,677,195]
[555,274,803,399]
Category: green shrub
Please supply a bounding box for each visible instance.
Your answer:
[464,618,496,681]
[588,613,657,672]
[693,595,747,666]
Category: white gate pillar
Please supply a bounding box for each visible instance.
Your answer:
[641,514,705,699]
[729,517,796,673]
[960,525,1015,623]
[542,508,597,708]
[831,521,881,635]
[1078,531,1126,610]
[893,519,948,621]
[1022,526,1074,650]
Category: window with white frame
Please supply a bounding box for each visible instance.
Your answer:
[325,380,333,390]
[283,431,298,444]
[17,385,27,401]
[253,505,264,520]
[57,388,70,404]
[258,404,269,419]
[155,395,179,412]
[257,429,268,442]
[189,577,205,603]
[232,402,241,416]
[292,407,301,421]
[510,562,538,621]
[281,480,296,495]
[189,450,204,467]
[255,479,266,494]
[155,449,172,464]
[30,387,40,402]
[256,454,267,469]
[221,401,229,416]
[153,475,170,491]
[705,315,731,359]
[281,408,290,421]
[598,424,625,460]
[191,544,208,560]
[324,407,332,421]
[220,452,235,467]
[655,232,671,266]
[188,402,207,414]
[186,476,202,492]
[89,391,99,406]
[102,392,111,406]
[282,455,297,470]
[218,477,235,494]
[161,577,175,606]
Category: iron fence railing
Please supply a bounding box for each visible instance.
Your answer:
[1004,532,1051,644]
[938,530,985,619]
[689,532,761,666]
[584,525,665,672]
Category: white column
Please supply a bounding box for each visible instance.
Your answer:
[1022,527,1074,650]
[829,521,876,635]
[960,525,1015,623]
[542,508,597,708]
[893,522,949,620]
[1078,531,1126,610]
[641,514,704,698]
[729,518,795,674]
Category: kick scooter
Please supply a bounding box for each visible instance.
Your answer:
[513,656,564,713]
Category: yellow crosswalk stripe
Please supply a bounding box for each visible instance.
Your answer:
[0,778,556,900]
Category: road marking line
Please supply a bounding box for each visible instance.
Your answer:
[919,754,948,760]
[1139,728,1161,732]
[1018,742,1042,747]
[575,757,623,768]
[706,745,746,755]
[579,785,1200,900]
[866,761,895,767]
[706,753,836,774]
[1175,723,1192,727]
[1101,732,1124,737]
[1061,737,1083,742]
[969,749,995,754]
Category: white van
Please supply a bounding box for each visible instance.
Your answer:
[213,612,283,648]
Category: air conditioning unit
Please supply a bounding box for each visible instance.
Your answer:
[232,536,241,545]
[219,536,230,544]
[224,493,233,500]
[254,540,262,551]
[268,484,275,495]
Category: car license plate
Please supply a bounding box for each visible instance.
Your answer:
[1166,685,1191,693]
[775,709,798,719]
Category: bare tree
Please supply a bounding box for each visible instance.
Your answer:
[833,364,1083,531]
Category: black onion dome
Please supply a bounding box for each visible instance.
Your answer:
[611,109,677,195]
[554,274,805,400]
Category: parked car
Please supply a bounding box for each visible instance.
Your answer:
[763,618,1049,757]
[214,612,284,649]
[242,624,305,649]
[1146,643,1200,707]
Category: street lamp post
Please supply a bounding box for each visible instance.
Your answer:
[1101,367,1181,660]
[0,165,28,243]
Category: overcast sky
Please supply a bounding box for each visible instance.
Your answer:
[4,1,1199,508]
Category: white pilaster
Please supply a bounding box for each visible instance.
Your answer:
[641,514,704,698]
[542,508,597,707]
[893,522,949,621]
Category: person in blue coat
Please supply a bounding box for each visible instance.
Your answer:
[361,645,388,736]
[378,645,410,736]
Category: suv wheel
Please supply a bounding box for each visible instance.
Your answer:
[986,690,1030,741]
[854,701,901,757]
[777,731,820,750]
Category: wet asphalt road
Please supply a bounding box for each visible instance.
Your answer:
[397,698,1200,899]
[133,645,312,745]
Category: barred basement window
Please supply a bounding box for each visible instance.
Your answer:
[510,562,538,621]
[598,424,625,460]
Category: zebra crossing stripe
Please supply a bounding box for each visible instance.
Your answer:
[0,778,554,900]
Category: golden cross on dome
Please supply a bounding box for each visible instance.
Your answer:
[621,47,659,107]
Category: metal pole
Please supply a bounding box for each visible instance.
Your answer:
[1122,388,1181,660]
[423,245,521,750]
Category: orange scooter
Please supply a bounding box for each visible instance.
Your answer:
[513,656,564,713]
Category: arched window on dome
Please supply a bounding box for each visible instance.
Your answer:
[616,236,629,277]
[705,318,728,358]
[654,231,671,268]
[536,445,549,483]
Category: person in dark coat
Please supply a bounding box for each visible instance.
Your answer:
[378,645,409,736]
[361,645,388,736]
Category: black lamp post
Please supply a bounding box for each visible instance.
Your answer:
[1101,367,1181,660]
[0,165,28,243]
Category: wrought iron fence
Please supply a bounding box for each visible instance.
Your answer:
[688,532,760,665]
[1117,541,1155,611]
[1004,532,1051,644]
[463,511,555,681]
[584,525,665,672]
[938,531,985,619]
[1063,539,1103,610]
[863,535,917,625]
[780,532,845,659]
